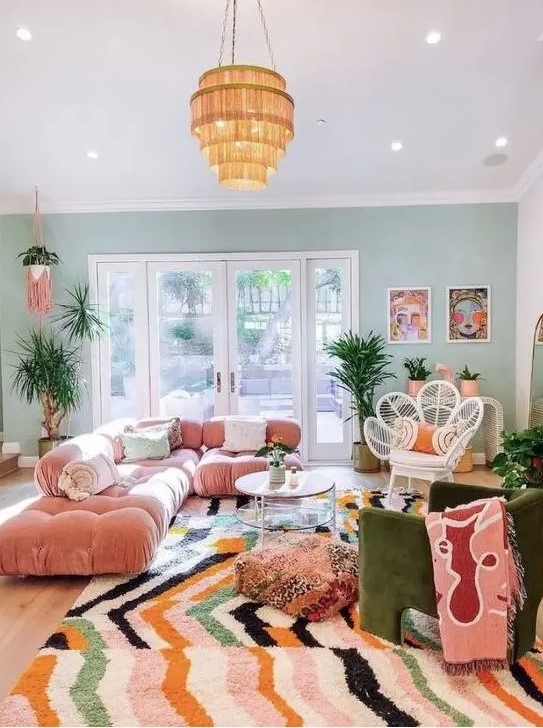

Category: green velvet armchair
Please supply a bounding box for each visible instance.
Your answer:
[359,481,543,662]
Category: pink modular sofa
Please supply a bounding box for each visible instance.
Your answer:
[0,417,301,577]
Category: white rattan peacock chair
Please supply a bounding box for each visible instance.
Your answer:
[364,380,484,504]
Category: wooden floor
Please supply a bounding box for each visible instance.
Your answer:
[0,464,513,704]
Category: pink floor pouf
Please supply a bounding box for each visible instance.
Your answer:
[234,535,358,621]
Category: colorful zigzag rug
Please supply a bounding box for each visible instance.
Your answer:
[2,489,543,727]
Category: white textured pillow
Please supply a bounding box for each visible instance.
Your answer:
[223,417,267,453]
[58,453,132,501]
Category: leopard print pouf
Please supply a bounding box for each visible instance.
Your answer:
[233,534,358,621]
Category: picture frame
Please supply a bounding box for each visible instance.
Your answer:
[387,287,432,344]
[446,285,491,343]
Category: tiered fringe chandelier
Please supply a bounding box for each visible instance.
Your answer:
[190,0,294,191]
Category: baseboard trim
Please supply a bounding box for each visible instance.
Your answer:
[2,442,20,455]
[18,456,38,469]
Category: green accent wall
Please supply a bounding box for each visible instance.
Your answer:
[0,203,517,455]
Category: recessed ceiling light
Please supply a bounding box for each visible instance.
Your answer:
[495,136,509,148]
[425,30,442,45]
[391,140,403,152]
[86,150,99,160]
[316,118,327,126]
[16,27,32,41]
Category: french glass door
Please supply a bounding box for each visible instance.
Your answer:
[92,253,355,461]
[227,261,302,422]
[148,262,229,419]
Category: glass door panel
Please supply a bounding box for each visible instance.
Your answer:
[96,262,149,423]
[307,260,352,461]
[227,262,302,424]
[148,262,228,419]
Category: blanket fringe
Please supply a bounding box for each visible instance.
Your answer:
[441,658,509,676]
[506,509,527,649]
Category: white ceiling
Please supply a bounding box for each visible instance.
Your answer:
[1,0,543,213]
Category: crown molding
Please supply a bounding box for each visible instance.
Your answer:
[0,188,516,215]
[513,147,543,200]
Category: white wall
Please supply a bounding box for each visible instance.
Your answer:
[517,174,543,426]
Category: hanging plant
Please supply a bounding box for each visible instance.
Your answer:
[17,245,61,267]
[17,189,61,314]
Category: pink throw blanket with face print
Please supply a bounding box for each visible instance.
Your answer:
[425,497,525,674]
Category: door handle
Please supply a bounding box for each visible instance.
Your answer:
[216,372,222,393]
[230,372,236,393]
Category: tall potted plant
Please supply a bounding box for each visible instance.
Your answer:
[11,284,106,457]
[326,331,396,473]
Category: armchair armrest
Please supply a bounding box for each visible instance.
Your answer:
[359,508,437,641]
[428,481,505,513]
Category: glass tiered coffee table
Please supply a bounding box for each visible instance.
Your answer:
[235,470,336,546]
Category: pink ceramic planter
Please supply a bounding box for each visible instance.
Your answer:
[460,380,480,397]
[408,380,426,397]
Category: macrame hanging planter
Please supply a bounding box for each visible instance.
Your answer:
[26,189,53,314]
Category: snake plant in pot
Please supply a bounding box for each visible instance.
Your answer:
[326,331,396,472]
[11,284,106,457]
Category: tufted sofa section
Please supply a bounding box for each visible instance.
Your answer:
[0,415,302,576]
[194,418,302,496]
[0,466,187,576]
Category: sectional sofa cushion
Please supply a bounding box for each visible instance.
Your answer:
[193,449,303,497]
[0,466,188,576]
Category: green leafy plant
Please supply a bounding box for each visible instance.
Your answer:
[171,320,196,341]
[457,365,482,381]
[11,284,106,442]
[492,426,543,488]
[255,435,297,467]
[403,356,432,381]
[326,331,396,443]
[17,245,61,267]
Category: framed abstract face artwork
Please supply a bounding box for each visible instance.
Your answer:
[447,285,491,343]
[387,287,431,343]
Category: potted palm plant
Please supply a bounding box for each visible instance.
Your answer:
[403,356,432,397]
[11,284,106,457]
[326,331,396,473]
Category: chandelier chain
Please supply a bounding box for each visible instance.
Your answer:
[231,0,238,64]
[218,0,276,70]
[256,0,276,69]
[217,0,232,65]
